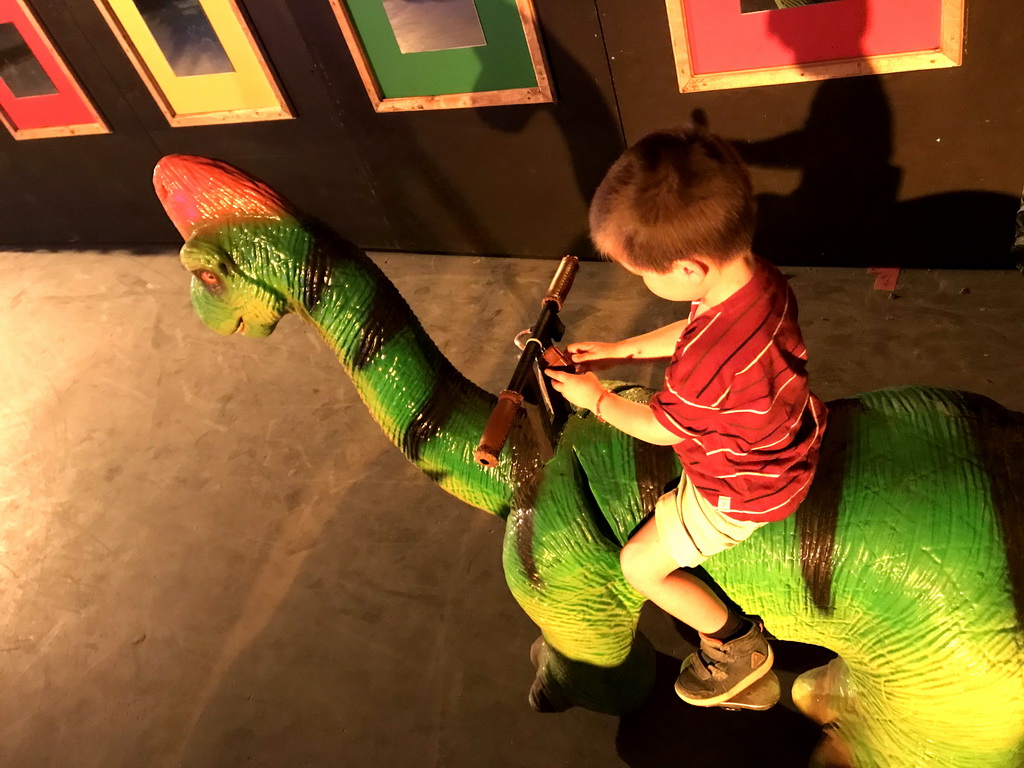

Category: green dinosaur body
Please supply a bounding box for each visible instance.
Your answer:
[154,155,1024,767]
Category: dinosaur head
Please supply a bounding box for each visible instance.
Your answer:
[153,155,311,338]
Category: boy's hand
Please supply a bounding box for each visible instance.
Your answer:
[567,341,627,372]
[544,368,605,412]
[547,366,681,446]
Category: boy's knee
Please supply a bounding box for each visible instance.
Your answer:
[619,539,655,592]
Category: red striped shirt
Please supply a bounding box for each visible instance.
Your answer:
[650,258,827,522]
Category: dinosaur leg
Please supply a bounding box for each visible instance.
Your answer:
[792,652,1024,768]
[502,529,654,715]
[792,659,855,768]
[527,630,655,715]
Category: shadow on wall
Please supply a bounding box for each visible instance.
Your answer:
[472,28,625,260]
[733,0,1018,269]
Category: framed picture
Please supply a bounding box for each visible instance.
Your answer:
[93,0,291,127]
[665,0,965,93]
[0,0,108,140]
[328,0,553,112]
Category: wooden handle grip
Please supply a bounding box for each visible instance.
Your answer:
[543,255,579,311]
[474,390,524,467]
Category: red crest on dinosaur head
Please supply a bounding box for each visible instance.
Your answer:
[153,155,297,240]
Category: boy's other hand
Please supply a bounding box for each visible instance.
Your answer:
[567,341,627,372]
[544,368,605,412]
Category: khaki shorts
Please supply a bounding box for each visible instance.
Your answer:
[655,476,766,569]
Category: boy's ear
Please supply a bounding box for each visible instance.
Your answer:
[672,259,709,281]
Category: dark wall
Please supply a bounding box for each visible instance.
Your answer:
[1,0,1021,268]
[290,0,624,258]
[0,0,623,257]
[597,0,1024,268]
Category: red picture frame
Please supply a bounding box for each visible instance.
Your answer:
[665,0,965,92]
[0,0,108,139]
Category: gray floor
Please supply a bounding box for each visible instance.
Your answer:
[1,250,1022,768]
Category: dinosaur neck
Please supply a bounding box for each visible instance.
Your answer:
[295,236,514,518]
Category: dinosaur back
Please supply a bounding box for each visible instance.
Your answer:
[573,383,1024,645]
[706,386,1024,645]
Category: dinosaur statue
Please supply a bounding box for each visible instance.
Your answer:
[153,154,1024,768]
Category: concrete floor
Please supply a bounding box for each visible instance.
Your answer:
[1,249,1022,768]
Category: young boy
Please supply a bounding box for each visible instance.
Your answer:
[545,125,827,706]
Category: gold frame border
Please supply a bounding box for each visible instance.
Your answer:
[665,0,966,93]
[327,0,554,112]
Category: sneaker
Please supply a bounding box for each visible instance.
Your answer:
[674,619,774,706]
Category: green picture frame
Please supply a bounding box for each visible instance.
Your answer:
[328,0,553,112]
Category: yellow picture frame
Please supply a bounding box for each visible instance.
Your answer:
[93,0,291,126]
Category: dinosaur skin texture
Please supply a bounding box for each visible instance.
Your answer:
[154,155,1024,768]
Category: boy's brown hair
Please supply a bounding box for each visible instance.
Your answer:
[589,125,756,273]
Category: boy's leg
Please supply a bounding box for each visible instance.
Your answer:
[620,496,773,706]
[619,516,731,634]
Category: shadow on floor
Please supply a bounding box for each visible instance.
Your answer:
[616,641,836,768]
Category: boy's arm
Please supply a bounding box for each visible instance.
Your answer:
[544,369,680,446]
[570,319,688,367]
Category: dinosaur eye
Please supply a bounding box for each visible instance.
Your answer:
[193,269,222,292]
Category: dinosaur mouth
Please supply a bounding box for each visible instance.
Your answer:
[229,316,278,338]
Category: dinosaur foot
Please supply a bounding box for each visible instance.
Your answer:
[793,660,855,768]
[526,633,656,715]
[792,659,841,724]
[528,637,573,713]
[528,678,573,713]
[808,727,855,768]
